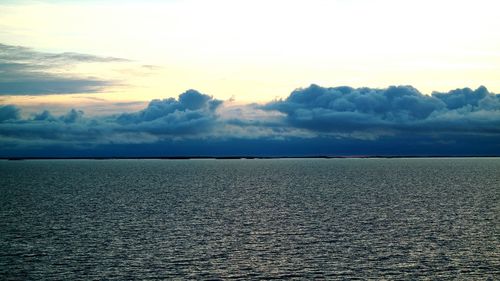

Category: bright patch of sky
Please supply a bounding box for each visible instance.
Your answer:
[1,0,499,102]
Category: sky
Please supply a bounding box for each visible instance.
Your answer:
[1,0,500,157]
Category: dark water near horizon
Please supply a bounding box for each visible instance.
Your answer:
[0,158,499,280]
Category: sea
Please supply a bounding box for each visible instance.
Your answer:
[0,158,499,280]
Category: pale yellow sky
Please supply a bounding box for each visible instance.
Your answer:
[1,0,500,105]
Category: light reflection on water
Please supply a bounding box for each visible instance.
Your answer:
[0,158,499,279]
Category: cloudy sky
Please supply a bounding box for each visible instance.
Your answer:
[1,0,500,156]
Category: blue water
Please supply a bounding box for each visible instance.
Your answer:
[1,158,499,280]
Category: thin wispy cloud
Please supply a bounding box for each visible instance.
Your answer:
[0,43,127,95]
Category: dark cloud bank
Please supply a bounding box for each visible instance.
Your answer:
[1,85,500,157]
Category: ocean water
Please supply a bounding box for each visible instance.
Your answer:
[0,158,499,280]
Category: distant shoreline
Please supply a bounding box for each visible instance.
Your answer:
[2,155,500,161]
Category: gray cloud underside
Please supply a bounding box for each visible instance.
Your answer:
[0,89,223,146]
[263,85,500,136]
[0,43,125,95]
[1,85,500,150]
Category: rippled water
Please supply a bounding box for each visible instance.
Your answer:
[0,158,499,280]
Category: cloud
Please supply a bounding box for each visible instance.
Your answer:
[60,109,84,124]
[0,79,112,95]
[0,43,127,64]
[432,86,498,110]
[0,89,223,149]
[263,84,500,137]
[0,105,20,121]
[1,85,500,157]
[0,43,125,95]
[32,110,56,121]
[116,89,223,135]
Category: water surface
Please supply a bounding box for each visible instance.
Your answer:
[1,158,499,279]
